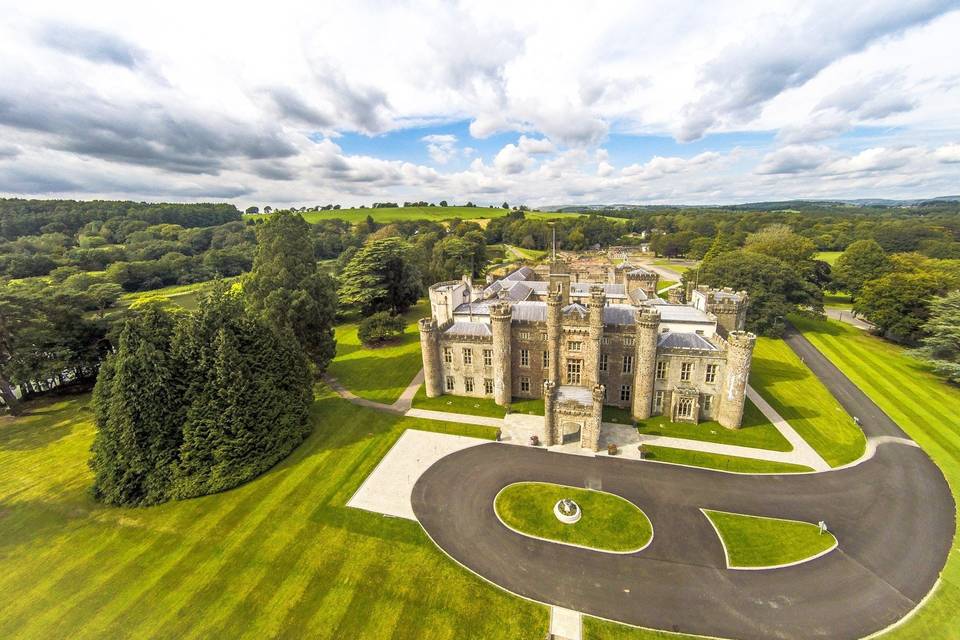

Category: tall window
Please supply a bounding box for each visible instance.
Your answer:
[566,360,582,385]
[620,384,632,402]
[622,355,634,374]
[654,390,664,411]
[520,377,530,393]
[599,353,608,372]
[443,347,452,364]
[624,336,635,346]
[445,376,455,392]
[464,377,475,392]
[542,350,549,368]
[568,341,582,352]
[680,362,693,382]
[705,364,718,383]
[656,361,667,380]
[520,349,529,367]
[484,379,494,395]
[463,348,472,365]
[702,394,713,412]
[677,397,694,418]
[483,349,493,366]
[519,331,531,340]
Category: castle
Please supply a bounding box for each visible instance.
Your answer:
[419,261,756,451]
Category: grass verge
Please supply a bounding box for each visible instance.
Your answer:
[751,336,865,466]
[495,482,652,552]
[790,315,960,639]
[410,387,546,417]
[640,445,812,474]
[0,388,545,639]
[702,509,837,568]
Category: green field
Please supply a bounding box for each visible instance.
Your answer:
[751,336,865,467]
[117,278,241,311]
[0,388,547,640]
[327,300,430,405]
[411,387,545,418]
[641,446,813,474]
[636,398,792,451]
[502,244,548,261]
[244,206,570,225]
[790,315,960,639]
[823,293,853,309]
[495,482,652,552]
[703,509,837,568]
[815,251,843,265]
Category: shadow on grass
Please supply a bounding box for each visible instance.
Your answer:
[0,398,90,451]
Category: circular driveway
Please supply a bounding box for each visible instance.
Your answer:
[411,330,955,639]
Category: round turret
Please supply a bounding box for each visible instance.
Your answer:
[419,318,443,397]
[632,308,660,420]
[717,331,756,428]
[490,303,513,406]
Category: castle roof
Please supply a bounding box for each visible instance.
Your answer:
[511,301,547,322]
[556,385,593,406]
[602,304,637,325]
[562,303,588,318]
[658,332,717,351]
[658,304,713,324]
[453,301,491,315]
[444,321,492,337]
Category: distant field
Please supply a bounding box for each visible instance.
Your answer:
[816,251,842,265]
[243,206,575,225]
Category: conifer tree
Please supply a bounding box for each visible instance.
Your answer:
[89,302,183,505]
[245,211,338,373]
[172,285,311,499]
[337,237,422,315]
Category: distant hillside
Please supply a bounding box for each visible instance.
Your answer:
[542,196,960,213]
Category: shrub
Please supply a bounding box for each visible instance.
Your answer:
[357,311,405,345]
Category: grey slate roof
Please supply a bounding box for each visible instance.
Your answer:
[504,282,532,301]
[657,332,717,350]
[602,304,637,325]
[453,301,491,315]
[444,321,492,337]
[503,266,536,281]
[511,301,547,322]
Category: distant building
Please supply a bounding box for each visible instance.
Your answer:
[419,261,755,451]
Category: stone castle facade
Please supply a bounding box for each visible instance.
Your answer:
[419,262,755,451]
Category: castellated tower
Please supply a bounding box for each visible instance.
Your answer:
[490,302,513,406]
[546,293,562,385]
[418,318,443,398]
[632,307,661,420]
[543,380,558,445]
[586,287,605,386]
[581,384,605,451]
[717,331,757,429]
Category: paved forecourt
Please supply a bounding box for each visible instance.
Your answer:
[347,429,488,520]
[410,329,955,640]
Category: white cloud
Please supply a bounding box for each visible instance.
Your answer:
[0,0,958,206]
[422,134,458,164]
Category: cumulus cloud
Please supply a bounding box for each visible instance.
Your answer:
[36,22,148,69]
[677,1,954,141]
[0,1,958,206]
[756,145,833,175]
[422,134,458,164]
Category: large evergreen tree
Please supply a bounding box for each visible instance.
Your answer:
[89,303,183,505]
[911,291,960,382]
[245,211,338,372]
[171,286,312,499]
[338,237,422,315]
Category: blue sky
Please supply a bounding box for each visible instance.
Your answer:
[0,0,959,206]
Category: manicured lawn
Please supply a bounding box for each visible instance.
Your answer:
[0,389,546,640]
[602,404,633,423]
[824,293,853,309]
[815,251,843,265]
[702,509,837,568]
[412,387,505,418]
[640,445,812,474]
[790,315,960,639]
[503,244,548,261]
[495,482,652,552]
[656,280,677,292]
[410,387,546,418]
[327,300,430,404]
[751,336,865,467]
[636,398,792,451]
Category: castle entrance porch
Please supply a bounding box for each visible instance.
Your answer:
[560,421,582,444]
